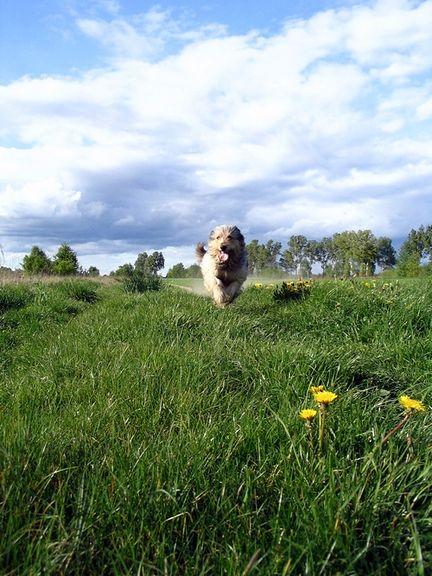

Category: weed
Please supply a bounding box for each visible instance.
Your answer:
[0,284,33,312]
[57,279,100,302]
[273,279,312,301]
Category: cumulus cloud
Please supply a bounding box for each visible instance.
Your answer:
[1,0,432,272]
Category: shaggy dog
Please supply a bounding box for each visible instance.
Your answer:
[196,225,248,306]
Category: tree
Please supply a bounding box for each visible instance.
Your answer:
[134,252,149,274]
[146,251,165,275]
[421,224,432,263]
[185,263,201,277]
[376,237,396,270]
[166,263,186,278]
[135,251,165,275]
[264,240,282,268]
[287,235,312,277]
[396,227,425,277]
[332,232,357,276]
[396,252,422,277]
[352,230,378,276]
[246,240,267,274]
[87,266,100,277]
[280,249,296,274]
[313,237,335,276]
[113,263,134,277]
[53,244,79,275]
[22,246,52,275]
[246,240,282,274]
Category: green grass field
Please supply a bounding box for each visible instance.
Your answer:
[1,278,431,575]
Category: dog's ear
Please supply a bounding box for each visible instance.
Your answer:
[233,226,245,247]
[195,243,206,262]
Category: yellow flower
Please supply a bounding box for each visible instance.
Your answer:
[300,409,317,421]
[313,391,337,405]
[399,395,426,412]
[310,385,325,394]
[254,283,263,288]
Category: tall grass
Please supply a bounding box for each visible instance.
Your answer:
[0,279,431,574]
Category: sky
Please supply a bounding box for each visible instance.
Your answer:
[1,0,432,274]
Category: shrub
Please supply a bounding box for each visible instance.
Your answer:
[122,272,163,293]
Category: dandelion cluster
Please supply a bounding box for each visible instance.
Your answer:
[273,280,312,302]
[299,387,426,451]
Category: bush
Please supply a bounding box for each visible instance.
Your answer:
[122,272,163,293]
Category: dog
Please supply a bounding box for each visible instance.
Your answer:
[196,225,248,306]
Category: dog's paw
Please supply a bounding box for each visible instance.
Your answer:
[212,287,232,306]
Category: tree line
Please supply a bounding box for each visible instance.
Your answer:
[166,225,432,278]
[22,244,100,276]
[19,244,165,278]
[246,231,396,277]
[109,251,165,277]
[15,224,432,279]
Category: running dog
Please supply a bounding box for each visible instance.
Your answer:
[196,225,248,306]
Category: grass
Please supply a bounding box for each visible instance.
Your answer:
[0,278,431,574]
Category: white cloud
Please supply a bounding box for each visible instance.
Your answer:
[0,178,81,218]
[2,1,432,272]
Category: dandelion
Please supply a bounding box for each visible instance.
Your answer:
[310,385,325,395]
[399,395,425,412]
[382,394,426,445]
[300,408,317,446]
[313,391,337,405]
[312,390,338,452]
[300,409,317,421]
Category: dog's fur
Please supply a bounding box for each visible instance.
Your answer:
[196,225,248,306]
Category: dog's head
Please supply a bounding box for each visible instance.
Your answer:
[208,225,245,266]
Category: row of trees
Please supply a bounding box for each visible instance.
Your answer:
[110,251,165,278]
[17,224,432,280]
[166,263,201,278]
[246,231,396,277]
[22,245,100,277]
[21,246,166,278]
[166,225,432,278]
[397,225,432,276]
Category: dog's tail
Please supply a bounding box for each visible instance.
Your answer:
[195,243,206,263]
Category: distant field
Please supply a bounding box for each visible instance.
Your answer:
[0,278,431,574]
[165,276,288,293]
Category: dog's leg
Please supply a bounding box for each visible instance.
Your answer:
[211,279,231,306]
[224,280,242,303]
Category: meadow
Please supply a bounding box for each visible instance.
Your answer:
[0,277,431,575]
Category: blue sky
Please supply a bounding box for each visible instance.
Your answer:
[1,0,356,81]
[1,0,432,273]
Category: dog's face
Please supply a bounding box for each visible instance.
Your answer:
[208,225,245,266]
